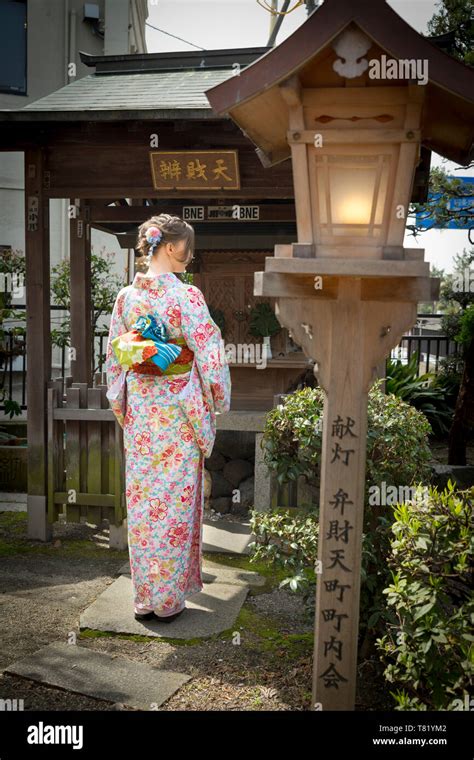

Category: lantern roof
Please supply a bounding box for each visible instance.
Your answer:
[204,0,474,166]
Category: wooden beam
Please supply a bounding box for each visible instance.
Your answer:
[287,129,421,144]
[254,271,439,301]
[279,74,302,107]
[53,408,116,421]
[282,89,314,247]
[25,147,52,541]
[45,187,296,200]
[254,271,338,299]
[265,256,430,278]
[69,200,92,384]
[89,202,297,224]
[116,232,296,250]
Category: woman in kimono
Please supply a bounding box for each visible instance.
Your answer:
[105,214,231,623]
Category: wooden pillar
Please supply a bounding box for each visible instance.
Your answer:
[69,199,92,384]
[275,279,418,709]
[311,281,369,709]
[25,148,52,541]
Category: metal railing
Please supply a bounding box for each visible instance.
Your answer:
[0,314,462,412]
[389,315,461,374]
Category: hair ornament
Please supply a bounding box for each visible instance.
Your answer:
[146,225,162,250]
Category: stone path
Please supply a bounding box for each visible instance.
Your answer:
[79,569,249,639]
[3,518,264,709]
[5,642,190,710]
[202,518,253,555]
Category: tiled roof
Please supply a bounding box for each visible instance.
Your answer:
[21,69,233,114]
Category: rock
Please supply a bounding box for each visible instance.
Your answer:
[430,464,474,491]
[203,468,212,499]
[205,450,227,471]
[230,500,250,517]
[210,471,234,498]
[214,431,256,461]
[235,475,254,508]
[211,496,232,514]
[223,459,254,487]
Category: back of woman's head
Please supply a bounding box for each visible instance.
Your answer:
[136,213,194,264]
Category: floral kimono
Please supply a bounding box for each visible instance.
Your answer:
[105,271,231,615]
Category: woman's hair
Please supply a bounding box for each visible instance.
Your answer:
[136,213,194,264]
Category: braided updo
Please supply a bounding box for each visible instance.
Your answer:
[136,214,194,267]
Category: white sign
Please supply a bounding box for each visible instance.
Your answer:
[182,205,260,221]
[208,205,260,220]
[182,206,205,221]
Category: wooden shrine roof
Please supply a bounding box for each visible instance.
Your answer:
[0,47,270,122]
[205,0,474,166]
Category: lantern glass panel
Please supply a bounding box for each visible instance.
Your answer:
[315,153,391,239]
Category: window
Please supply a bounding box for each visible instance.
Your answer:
[0,0,27,95]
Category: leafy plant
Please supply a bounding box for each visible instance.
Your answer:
[248,302,281,338]
[249,508,319,613]
[385,351,454,436]
[50,247,127,373]
[0,248,26,417]
[260,383,432,492]
[438,250,474,463]
[209,306,226,337]
[248,384,433,637]
[376,482,474,710]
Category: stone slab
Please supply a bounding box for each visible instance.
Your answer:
[118,558,265,588]
[4,641,190,710]
[202,518,254,555]
[0,492,27,503]
[79,574,248,639]
[0,492,27,512]
[116,520,254,559]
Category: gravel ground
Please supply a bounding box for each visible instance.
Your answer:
[0,512,391,712]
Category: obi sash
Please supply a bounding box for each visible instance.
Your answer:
[106,314,194,403]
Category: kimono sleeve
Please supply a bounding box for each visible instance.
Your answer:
[105,287,129,428]
[179,284,231,415]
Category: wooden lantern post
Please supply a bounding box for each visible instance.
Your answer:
[205,0,474,710]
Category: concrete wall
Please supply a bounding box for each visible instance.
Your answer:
[0,0,148,377]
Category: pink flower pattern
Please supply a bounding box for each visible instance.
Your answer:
[105,271,231,613]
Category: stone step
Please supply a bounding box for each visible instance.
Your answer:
[79,574,249,639]
[4,641,190,711]
[117,558,265,589]
[202,518,254,555]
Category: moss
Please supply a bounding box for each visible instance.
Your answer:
[222,604,313,661]
[78,628,206,646]
[78,602,312,656]
[0,510,27,534]
[0,511,128,560]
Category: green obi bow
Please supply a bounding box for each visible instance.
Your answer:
[111,314,182,371]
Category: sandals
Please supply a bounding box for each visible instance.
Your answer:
[134,605,186,623]
[134,610,155,621]
[153,607,185,623]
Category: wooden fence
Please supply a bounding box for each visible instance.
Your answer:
[47,374,125,527]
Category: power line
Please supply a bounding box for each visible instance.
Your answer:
[145,22,206,51]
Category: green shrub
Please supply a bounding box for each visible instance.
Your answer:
[376,482,473,710]
[260,382,432,494]
[248,302,281,339]
[249,384,433,633]
[385,351,454,436]
[249,508,319,615]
